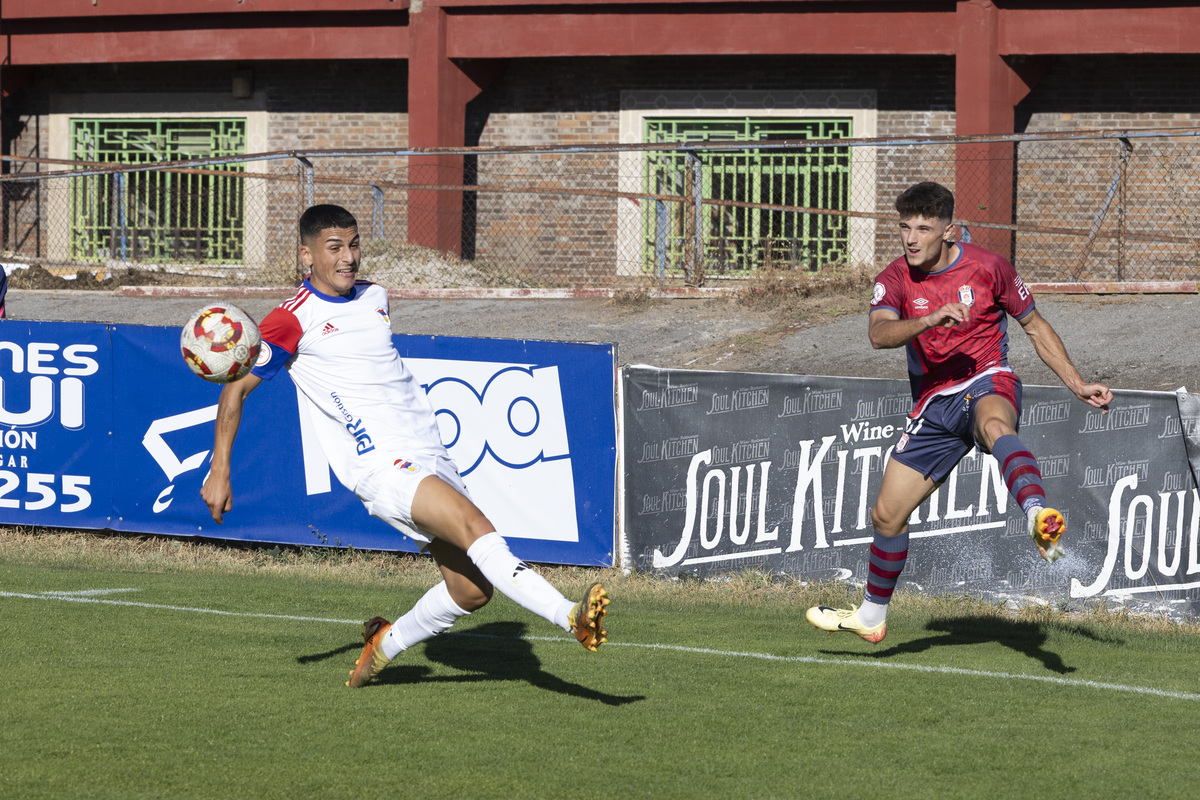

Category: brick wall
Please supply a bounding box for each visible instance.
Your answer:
[4,54,1200,284]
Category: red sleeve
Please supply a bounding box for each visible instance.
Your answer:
[259,306,302,351]
[992,255,1035,319]
[870,260,907,317]
[250,306,302,380]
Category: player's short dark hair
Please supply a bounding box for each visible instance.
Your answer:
[895,182,954,222]
[299,204,358,244]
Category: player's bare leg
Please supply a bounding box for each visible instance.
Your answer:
[412,475,609,650]
[807,459,936,643]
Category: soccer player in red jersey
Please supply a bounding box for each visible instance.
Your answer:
[806,182,1113,643]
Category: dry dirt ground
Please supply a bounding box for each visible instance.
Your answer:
[7,284,1198,394]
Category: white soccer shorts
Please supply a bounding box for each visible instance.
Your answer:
[355,454,472,547]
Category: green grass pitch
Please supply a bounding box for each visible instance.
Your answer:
[3,533,1199,799]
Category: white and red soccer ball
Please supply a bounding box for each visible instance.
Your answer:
[180,304,262,383]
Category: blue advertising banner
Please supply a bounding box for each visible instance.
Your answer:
[0,322,112,529]
[2,321,617,567]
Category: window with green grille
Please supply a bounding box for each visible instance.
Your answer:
[70,118,247,263]
[644,118,852,275]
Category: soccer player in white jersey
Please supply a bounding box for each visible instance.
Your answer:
[201,204,609,687]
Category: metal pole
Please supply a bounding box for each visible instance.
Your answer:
[1117,137,1131,281]
[1073,137,1132,280]
[688,151,703,285]
[298,157,314,209]
[117,172,128,262]
[655,199,667,287]
[372,184,384,238]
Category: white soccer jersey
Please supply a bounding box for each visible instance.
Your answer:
[252,279,447,493]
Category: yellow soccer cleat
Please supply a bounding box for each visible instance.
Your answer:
[569,582,610,652]
[345,616,393,688]
[1029,507,1066,563]
[805,604,887,644]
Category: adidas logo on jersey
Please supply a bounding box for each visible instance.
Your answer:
[321,322,339,336]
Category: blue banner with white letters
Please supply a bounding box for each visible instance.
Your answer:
[0,322,112,528]
[0,321,616,567]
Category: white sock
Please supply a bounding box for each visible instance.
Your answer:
[858,599,887,628]
[382,581,470,659]
[466,532,574,630]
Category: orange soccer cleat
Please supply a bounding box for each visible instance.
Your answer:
[345,616,393,688]
[569,583,610,652]
[1030,507,1066,563]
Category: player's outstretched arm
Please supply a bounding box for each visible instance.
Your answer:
[1018,308,1113,410]
[201,372,263,524]
[868,303,969,349]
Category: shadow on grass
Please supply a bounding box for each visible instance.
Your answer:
[819,615,1122,675]
[309,621,643,706]
[297,642,361,664]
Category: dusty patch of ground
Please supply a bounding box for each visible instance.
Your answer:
[664,263,875,372]
[7,264,220,291]
[659,288,871,372]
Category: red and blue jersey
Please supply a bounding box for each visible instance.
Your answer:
[252,278,446,493]
[870,242,1035,417]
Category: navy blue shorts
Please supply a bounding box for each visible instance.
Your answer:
[890,372,1023,483]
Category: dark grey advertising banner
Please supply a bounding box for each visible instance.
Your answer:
[621,366,1200,616]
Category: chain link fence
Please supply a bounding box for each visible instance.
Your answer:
[2,127,1198,291]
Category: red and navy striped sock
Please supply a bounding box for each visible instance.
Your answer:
[991,434,1046,515]
[862,528,909,621]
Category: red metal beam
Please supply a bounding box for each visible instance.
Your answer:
[7,4,1200,64]
[955,0,1016,258]
[0,0,903,16]
[2,0,408,19]
[447,9,958,58]
[1001,6,1200,55]
[6,27,408,63]
[1,9,410,64]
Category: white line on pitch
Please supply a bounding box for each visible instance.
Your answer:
[41,588,143,597]
[465,633,1200,702]
[0,590,361,625]
[5,587,1197,702]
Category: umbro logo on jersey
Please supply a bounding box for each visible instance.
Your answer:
[913,297,929,309]
[321,322,339,336]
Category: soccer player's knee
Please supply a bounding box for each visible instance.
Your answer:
[465,510,495,540]
[871,505,906,537]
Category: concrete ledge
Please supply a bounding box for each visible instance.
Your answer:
[98,281,1200,300]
